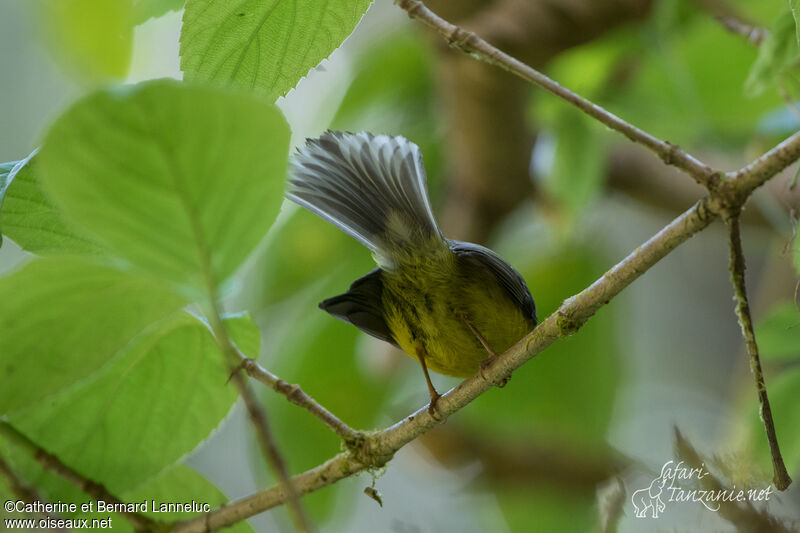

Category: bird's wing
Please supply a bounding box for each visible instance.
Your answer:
[449,240,537,323]
[318,268,398,346]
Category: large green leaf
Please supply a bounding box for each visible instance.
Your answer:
[180,0,373,100]
[0,448,253,533]
[37,80,289,297]
[0,257,186,414]
[0,158,22,245]
[0,161,18,205]
[7,312,252,494]
[754,303,800,360]
[0,153,102,255]
[35,0,134,82]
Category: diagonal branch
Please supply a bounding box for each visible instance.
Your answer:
[206,310,315,533]
[0,422,158,531]
[234,352,363,446]
[395,0,720,189]
[724,213,792,490]
[0,453,41,507]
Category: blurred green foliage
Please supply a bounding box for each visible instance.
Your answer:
[755,303,800,360]
[34,0,135,82]
[746,8,800,97]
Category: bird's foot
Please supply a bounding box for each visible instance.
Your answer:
[479,357,511,388]
[427,391,443,421]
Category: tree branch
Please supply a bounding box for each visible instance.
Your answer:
[206,311,314,533]
[396,0,720,189]
[724,214,792,491]
[0,453,40,507]
[689,0,766,46]
[234,353,363,446]
[0,422,158,531]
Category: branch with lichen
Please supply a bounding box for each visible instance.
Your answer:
[724,214,792,490]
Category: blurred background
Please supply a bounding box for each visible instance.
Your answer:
[2,0,800,531]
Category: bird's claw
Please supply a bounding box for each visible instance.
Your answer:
[427,393,443,421]
[479,357,510,388]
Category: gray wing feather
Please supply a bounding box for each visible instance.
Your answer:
[449,240,537,323]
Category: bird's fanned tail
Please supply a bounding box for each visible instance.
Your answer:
[288,131,444,265]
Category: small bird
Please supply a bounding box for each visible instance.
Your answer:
[287,131,537,414]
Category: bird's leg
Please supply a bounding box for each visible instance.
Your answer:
[459,314,509,388]
[416,348,442,418]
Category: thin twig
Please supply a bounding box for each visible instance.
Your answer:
[687,0,766,46]
[235,352,363,445]
[725,130,800,196]
[0,455,69,531]
[0,422,158,531]
[724,214,792,491]
[716,16,767,45]
[394,0,720,188]
[0,454,40,506]
[206,311,315,533]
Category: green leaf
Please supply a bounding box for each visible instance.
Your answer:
[180,0,373,100]
[0,448,252,533]
[38,80,290,297]
[745,9,800,97]
[546,108,607,217]
[790,0,800,47]
[0,153,102,255]
[7,312,245,494]
[0,161,17,203]
[0,257,186,414]
[0,156,28,246]
[755,303,800,360]
[133,0,185,25]
[35,0,134,82]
